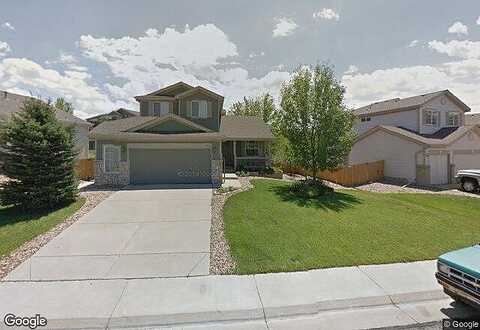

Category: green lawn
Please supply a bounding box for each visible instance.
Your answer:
[0,198,85,258]
[223,179,480,274]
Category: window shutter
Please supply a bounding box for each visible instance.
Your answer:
[207,101,213,118]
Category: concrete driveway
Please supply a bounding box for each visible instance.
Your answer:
[6,185,212,280]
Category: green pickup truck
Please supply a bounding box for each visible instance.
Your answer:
[436,244,480,309]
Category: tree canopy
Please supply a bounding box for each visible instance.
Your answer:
[279,64,355,180]
[0,99,78,209]
[229,93,276,124]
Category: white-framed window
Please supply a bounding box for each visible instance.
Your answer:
[447,112,460,127]
[361,117,371,122]
[191,100,208,119]
[245,141,260,156]
[424,110,439,126]
[104,144,121,174]
[152,102,170,116]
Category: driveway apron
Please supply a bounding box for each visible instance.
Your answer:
[6,185,212,280]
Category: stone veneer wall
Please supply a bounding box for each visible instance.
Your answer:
[94,160,129,186]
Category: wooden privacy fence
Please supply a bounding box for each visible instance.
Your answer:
[281,160,384,187]
[75,159,94,180]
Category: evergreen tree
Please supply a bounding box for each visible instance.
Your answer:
[0,98,78,209]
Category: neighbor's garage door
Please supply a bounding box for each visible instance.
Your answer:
[130,148,212,184]
[454,153,480,172]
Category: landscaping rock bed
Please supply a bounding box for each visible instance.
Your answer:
[0,188,116,280]
[210,177,252,275]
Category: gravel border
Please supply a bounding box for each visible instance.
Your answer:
[210,177,252,275]
[0,188,116,280]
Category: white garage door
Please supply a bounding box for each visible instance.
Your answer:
[454,153,480,172]
[429,154,449,185]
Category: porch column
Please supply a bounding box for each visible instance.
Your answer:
[233,141,237,170]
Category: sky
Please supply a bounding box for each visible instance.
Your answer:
[1,0,480,118]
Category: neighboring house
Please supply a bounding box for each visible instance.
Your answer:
[466,113,480,126]
[89,82,275,186]
[86,108,139,150]
[0,91,91,160]
[87,108,139,127]
[349,90,480,185]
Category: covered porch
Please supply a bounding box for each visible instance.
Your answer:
[222,140,272,172]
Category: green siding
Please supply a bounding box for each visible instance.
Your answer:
[178,92,220,131]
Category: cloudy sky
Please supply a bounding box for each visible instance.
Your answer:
[1,0,480,118]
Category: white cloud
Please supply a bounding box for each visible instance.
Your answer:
[477,16,480,25]
[0,41,11,57]
[1,22,15,31]
[342,60,480,112]
[448,21,468,35]
[428,40,480,59]
[345,65,358,74]
[408,40,419,48]
[79,24,290,109]
[0,58,123,118]
[313,8,340,21]
[272,17,298,38]
[248,51,265,58]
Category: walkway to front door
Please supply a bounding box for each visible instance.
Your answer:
[6,185,212,280]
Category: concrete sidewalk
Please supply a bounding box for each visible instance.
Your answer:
[1,260,477,329]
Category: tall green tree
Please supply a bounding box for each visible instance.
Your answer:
[229,93,276,124]
[0,99,78,209]
[54,97,74,114]
[279,64,355,180]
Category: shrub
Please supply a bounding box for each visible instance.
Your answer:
[0,98,78,209]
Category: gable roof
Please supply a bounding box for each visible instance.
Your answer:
[135,82,195,99]
[356,124,478,147]
[134,82,224,101]
[126,113,212,133]
[0,90,91,127]
[220,116,275,140]
[354,90,470,116]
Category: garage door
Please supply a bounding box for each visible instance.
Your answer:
[130,148,212,184]
[454,153,480,172]
[429,154,449,185]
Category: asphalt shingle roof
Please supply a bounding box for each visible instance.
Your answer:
[354,90,447,116]
[0,91,91,126]
[91,114,275,140]
[219,116,275,140]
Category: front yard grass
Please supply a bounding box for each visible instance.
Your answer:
[223,179,480,274]
[0,198,85,258]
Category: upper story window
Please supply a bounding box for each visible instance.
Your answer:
[191,100,209,119]
[447,112,460,127]
[152,102,170,116]
[104,144,121,174]
[360,117,371,122]
[245,141,260,156]
[424,110,439,126]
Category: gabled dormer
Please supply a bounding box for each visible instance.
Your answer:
[134,82,224,132]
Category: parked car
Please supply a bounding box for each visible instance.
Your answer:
[455,170,480,193]
[436,244,480,309]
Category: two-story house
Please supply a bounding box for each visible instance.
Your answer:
[89,82,275,186]
[349,90,480,185]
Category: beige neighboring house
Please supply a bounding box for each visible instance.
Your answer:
[89,82,275,186]
[349,90,480,185]
[0,91,92,160]
[466,113,480,126]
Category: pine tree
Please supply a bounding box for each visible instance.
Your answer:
[0,98,78,209]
